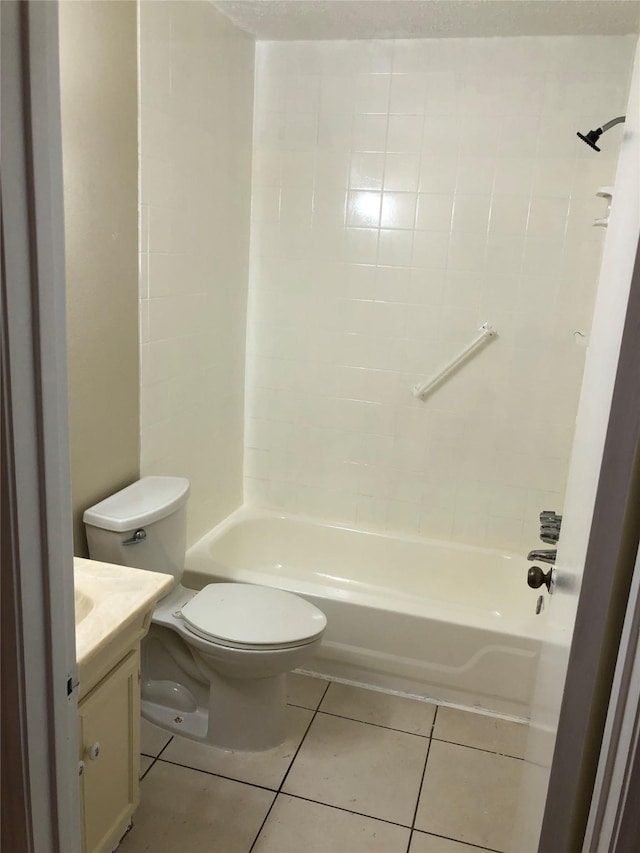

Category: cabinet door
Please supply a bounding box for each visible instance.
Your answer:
[78,649,140,853]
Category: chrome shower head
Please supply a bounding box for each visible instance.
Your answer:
[577,116,626,152]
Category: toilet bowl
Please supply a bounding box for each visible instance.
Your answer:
[83,477,327,751]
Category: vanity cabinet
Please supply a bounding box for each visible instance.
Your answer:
[78,648,140,853]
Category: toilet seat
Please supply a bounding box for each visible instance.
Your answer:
[180,583,327,650]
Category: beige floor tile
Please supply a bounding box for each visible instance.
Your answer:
[283,713,428,826]
[140,755,153,778]
[254,794,411,853]
[320,682,436,736]
[433,707,528,758]
[287,672,329,709]
[119,761,274,853]
[140,718,172,757]
[159,705,313,789]
[415,741,522,852]
[410,829,491,852]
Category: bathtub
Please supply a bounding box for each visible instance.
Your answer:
[184,509,544,719]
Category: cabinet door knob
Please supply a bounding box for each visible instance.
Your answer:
[78,761,85,776]
[86,742,101,761]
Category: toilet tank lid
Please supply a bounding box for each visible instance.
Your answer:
[83,476,190,532]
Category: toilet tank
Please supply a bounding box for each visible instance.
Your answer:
[83,477,190,590]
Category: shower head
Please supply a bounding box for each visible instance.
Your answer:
[577,128,602,152]
[577,116,626,152]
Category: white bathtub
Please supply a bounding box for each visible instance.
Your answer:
[184,509,544,718]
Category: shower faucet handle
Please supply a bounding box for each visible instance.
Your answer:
[539,511,562,544]
[528,565,553,592]
[540,527,560,544]
[540,510,562,525]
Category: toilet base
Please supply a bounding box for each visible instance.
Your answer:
[141,672,288,751]
[207,671,287,751]
[142,696,209,742]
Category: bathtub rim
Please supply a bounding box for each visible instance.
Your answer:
[185,505,545,642]
[187,503,525,563]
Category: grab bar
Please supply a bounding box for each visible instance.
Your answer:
[412,323,497,399]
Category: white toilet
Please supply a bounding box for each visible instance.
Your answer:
[83,476,327,751]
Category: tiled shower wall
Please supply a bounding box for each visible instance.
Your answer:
[139,1,254,545]
[246,36,635,551]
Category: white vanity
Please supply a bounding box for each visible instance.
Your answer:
[74,558,172,853]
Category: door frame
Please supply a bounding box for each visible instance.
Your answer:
[536,223,640,848]
[584,536,640,850]
[1,1,80,850]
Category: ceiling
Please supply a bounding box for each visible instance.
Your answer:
[212,0,640,40]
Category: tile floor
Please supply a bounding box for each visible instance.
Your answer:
[120,675,527,853]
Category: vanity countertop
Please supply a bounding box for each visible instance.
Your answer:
[74,557,173,668]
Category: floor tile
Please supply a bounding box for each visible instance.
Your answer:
[140,755,153,778]
[320,682,436,736]
[159,705,313,789]
[282,713,429,826]
[253,794,411,853]
[410,829,493,852]
[119,760,274,853]
[415,740,522,852]
[287,672,329,710]
[433,707,528,758]
[140,718,172,757]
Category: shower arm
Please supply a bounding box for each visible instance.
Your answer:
[600,116,626,133]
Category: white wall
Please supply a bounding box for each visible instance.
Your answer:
[246,36,634,552]
[138,0,254,545]
[59,0,139,555]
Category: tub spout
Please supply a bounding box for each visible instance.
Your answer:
[527,548,557,564]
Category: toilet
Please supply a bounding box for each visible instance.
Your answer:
[83,476,327,751]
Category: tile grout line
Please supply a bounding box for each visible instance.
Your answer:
[140,757,156,781]
[429,735,526,761]
[151,756,279,794]
[247,679,332,853]
[314,707,433,739]
[409,829,503,853]
[292,701,526,759]
[280,790,418,832]
[155,735,174,759]
[140,733,174,781]
[278,680,332,793]
[406,704,438,853]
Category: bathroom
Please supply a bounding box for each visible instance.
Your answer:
[4,0,640,851]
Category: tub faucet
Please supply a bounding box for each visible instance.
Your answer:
[527,548,557,564]
[539,511,562,543]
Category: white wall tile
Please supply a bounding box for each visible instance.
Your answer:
[246,35,635,552]
[384,153,421,191]
[412,230,450,268]
[415,194,454,231]
[347,191,381,227]
[381,192,418,229]
[387,115,424,153]
[451,195,491,234]
[354,72,391,113]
